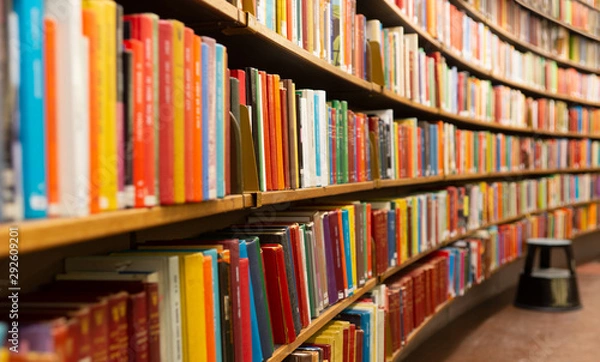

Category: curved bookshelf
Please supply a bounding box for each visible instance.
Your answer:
[514,0,600,42]
[4,167,599,256]
[358,0,600,106]
[452,0,600,75]
[263,198,600,362]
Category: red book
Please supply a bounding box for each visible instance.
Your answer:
[348,324,356,362]
[342,326,350,362]
[124,39,147,209]
[183,28,196,202]
[261,244,296,344]
[267,74,278,190]
[123,14,157,207]
[239,258,252,358]
[371,209,389,275]
[260,71,272,191]
[158,21,175,204]
[230,70,246,106]
[356,113,364,182]
[355,329,364,362]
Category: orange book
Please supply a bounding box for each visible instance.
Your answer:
[260,71,272,191]
[497,183,503,220]
[82,10,100,214]
[44,18,59,217]
[273,75,285,190]
[203,255,216,362]
[183,28,197,202]
[426,0,436,37]
[193,35,203,201]
[124,39,147,208]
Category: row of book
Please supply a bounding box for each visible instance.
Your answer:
[1,1,235,220]
[528,202,600,239]
[465,0,600,68]
[520,0,600,38]
[368,11,600,106]
[385,0,600,94]
[286,217,533,362]
[527,102,600,134]
[286,202,600,362]
[8,178,599,362]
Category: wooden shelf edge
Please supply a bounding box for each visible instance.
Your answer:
[267,278,379,362]
[514,0,600,42]
[0,194,252,256]
[452,0,600,76]
[4,170,600,256]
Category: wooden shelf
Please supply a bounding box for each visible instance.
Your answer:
[0,194,252,256]
[358,0,600,107]
[4,170,600,257]
[514,0,600,42]
[452,0,600,75]
[267,278,378,362]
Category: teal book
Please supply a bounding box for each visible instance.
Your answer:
[215,44,226,198]
[302,224,318,318]
[239,241,263,362]
[341,209,354,295]
[16,0,46,218]
[245,238,274,359]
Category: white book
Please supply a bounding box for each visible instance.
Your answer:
[298,96,309,188]
[317,91,329,186]
[46,0,89,217]
[65,255,181,362]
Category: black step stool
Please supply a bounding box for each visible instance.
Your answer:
[514,238,581,311]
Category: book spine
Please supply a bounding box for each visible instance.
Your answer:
[158,21,174,204]
[171,21,185,204]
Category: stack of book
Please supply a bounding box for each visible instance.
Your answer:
[527,201,600,239]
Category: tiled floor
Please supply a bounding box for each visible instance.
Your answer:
[405,261,600,362]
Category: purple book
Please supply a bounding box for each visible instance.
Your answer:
[322,212,339,306]
[21,322,55,353]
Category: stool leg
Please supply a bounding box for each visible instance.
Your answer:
[540,247,551,269]
[524,245,536,275]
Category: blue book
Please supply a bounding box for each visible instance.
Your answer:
[387,209,396,267]
[341,209,354,294]
[266,0,275,30]
[16,0,46,218]
[215,44,225,198]
[430,124,437,175]
[245,238,274,359]
[239,241,263,362]
[201,43,210,200]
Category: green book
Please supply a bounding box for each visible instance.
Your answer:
[333,100,343,183]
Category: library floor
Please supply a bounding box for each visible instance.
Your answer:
[405,260,600,362]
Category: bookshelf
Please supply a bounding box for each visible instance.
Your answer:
[5,168,600,257]
[4,0,600,361]
[514,0,600,42]
[453,0,600,74]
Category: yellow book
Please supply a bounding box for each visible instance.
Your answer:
[83,0,117,211]
[306,334,338,362]
[276,0,286,37]
[319,330,344,362]
[171,20,186,203]
[397,198,408,263]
